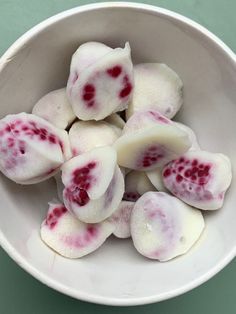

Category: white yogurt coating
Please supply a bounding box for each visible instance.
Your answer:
[69,120,121,156]
[146,167,167,192]
[105,113,125,130]
[131,192,205,261]
[123,170,156,201]
[62,146,117,200]
[162,151,232,210]
[54,171,64,202]
[122,109,173,135]
[174,122,200,151]
[67,42,134,121]
[61,146,124,223]
[0,113,71,184]
[109,201,134,238]
[113,110,191,171]
[67,42,112,82]
[63,165,124,223]
[41,201,114,258]
[126,63,183,120]
[146,121,200,191]
[32,88,76,129]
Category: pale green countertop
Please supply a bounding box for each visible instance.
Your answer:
[0,0,236,313]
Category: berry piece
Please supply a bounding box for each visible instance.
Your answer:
[162,151,232,210]
[0,113,71,184]
[67,42,134,121]
[113,110,191,171]
[131,192,204,261]
[126,63,183,120]
[41,201,114,258]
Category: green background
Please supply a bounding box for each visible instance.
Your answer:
[0,0,236,313]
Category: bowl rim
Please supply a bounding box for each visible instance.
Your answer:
[0,1,236,306]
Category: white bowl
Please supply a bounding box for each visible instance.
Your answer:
[0,2,235,306]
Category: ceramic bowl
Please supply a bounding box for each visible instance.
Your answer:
[0,2,235,306]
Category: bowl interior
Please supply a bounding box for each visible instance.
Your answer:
[0,4,236,305]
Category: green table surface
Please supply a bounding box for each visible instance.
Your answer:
[0,0,236,313]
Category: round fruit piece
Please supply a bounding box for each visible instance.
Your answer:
[62,146,117,200]
[162,151,232,210]
[67,42,134,121]
[146,122,200,191]
[63,165,124,223]
[61,146,124,223]
[114,110,191,171]
[41,202,114,258]
[126,63,183,119]
[0,113,71,184]
[131,192,204,261]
